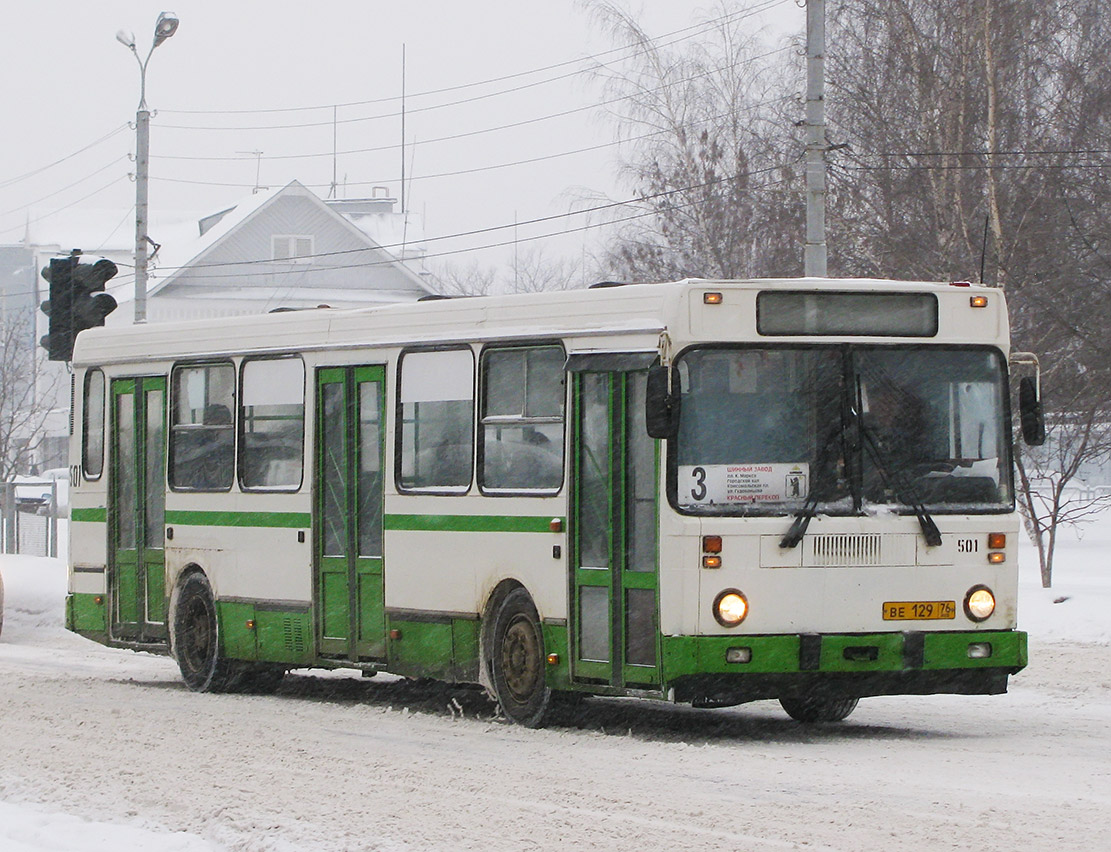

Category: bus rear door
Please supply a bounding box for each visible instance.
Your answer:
[109,376,167,644]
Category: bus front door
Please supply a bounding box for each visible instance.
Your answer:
[315,366,386,662]
[109,376,167,643]
[571,370,661,690]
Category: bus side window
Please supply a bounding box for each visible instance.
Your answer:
[397,348,475,493]
[479,345,565,493]
[170,363,236,491]
[239,357,305,491]
[83,368,106,479]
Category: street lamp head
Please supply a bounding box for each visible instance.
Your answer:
[115,29,136,50]
[153,12,179,48]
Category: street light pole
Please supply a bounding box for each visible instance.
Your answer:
[117,11,179,324]
[804,0,827,278]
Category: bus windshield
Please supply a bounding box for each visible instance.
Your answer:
[673,346,1012,516]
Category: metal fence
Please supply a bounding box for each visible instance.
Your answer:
[1,479,60,557]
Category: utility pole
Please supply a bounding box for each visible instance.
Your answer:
[117,12,180,324]
[804,0,828,277]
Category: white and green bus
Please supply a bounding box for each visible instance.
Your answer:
[65,278,1041,725]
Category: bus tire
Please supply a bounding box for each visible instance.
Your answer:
[171,571,240,693]
[490,587,552,728]
[779,695,859,723]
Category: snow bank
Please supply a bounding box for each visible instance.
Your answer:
[0,800,219,852]
[1019,511,1111,645]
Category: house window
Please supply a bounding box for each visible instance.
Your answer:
[271,235,314,263]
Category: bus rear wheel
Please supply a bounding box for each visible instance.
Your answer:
[172,572,240,693]
[779,695,859,723]
[490,588,552,728]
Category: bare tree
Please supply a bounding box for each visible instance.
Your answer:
[1014,408,1111,586]
[826,0,1111,583]
[586,1,803,281]
[509,247,584,293]
[427,261,498,297]
[0,310,62,480]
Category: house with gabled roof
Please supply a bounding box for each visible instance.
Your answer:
[130,180,433,323]
[16,180,433,471]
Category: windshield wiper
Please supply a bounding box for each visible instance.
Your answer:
[781,423,846,548]
[858,421,943,547]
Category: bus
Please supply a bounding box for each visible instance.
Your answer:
[64,278,1041,726]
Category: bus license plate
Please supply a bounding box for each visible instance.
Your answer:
[882,601,956,620]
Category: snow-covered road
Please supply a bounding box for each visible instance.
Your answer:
[2,531,1109,851]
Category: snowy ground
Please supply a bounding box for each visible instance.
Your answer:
[0,520,1108,851]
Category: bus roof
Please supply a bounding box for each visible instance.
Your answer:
[71,277,1005,367]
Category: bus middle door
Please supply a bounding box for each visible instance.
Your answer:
[570,362,660,691]
[315,366,386,662]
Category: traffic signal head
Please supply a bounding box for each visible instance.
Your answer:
[71,258,118,335]
[40,256,77,361]
[39,255,118,361]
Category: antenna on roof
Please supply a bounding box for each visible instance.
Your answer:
[237,150,266,194]
[400,43,407,214]
[329,106,338,199]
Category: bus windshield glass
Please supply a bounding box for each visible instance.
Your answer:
[673,346,1012,516]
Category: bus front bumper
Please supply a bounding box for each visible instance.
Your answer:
[662,629,1027,705]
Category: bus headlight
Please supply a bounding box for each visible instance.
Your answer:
[713,589,748,627]
[964,585,996,622]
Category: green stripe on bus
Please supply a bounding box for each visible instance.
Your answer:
[384,514,561,533]
[164,510,311,528]
[71,507,107,523]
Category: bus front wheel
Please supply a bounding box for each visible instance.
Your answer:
[779,695,859,723]
[490,588,552,728]
[171,572,240,693]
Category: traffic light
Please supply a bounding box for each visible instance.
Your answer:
[39,254,118,362]
[71,258,118,336]
[40,256,78,361]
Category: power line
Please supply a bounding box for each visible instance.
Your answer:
[0,164,793,300]
[149,45,795,164]
[0,124,129,190]
[130,163,790,278]
[157,0,792,118]
[146,99,792,190]
[0,175,130,239]
[0,156,129,218]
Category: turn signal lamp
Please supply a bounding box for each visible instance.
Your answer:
[964,586,996,622]
[546,653,560,666]
[703,292,723,304]
[714,590,748,627]
[987,533,1006,549]
[970,295,989,308]
[702,535,722,553]
[702,555,722,569]
[988,552,1006,564]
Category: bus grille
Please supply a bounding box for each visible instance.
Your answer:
[807,533,885,566]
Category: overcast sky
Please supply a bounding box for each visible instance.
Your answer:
[2,1,802,281]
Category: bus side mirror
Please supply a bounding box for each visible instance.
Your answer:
[1019,376,1045,446]
[646,365,680,439]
